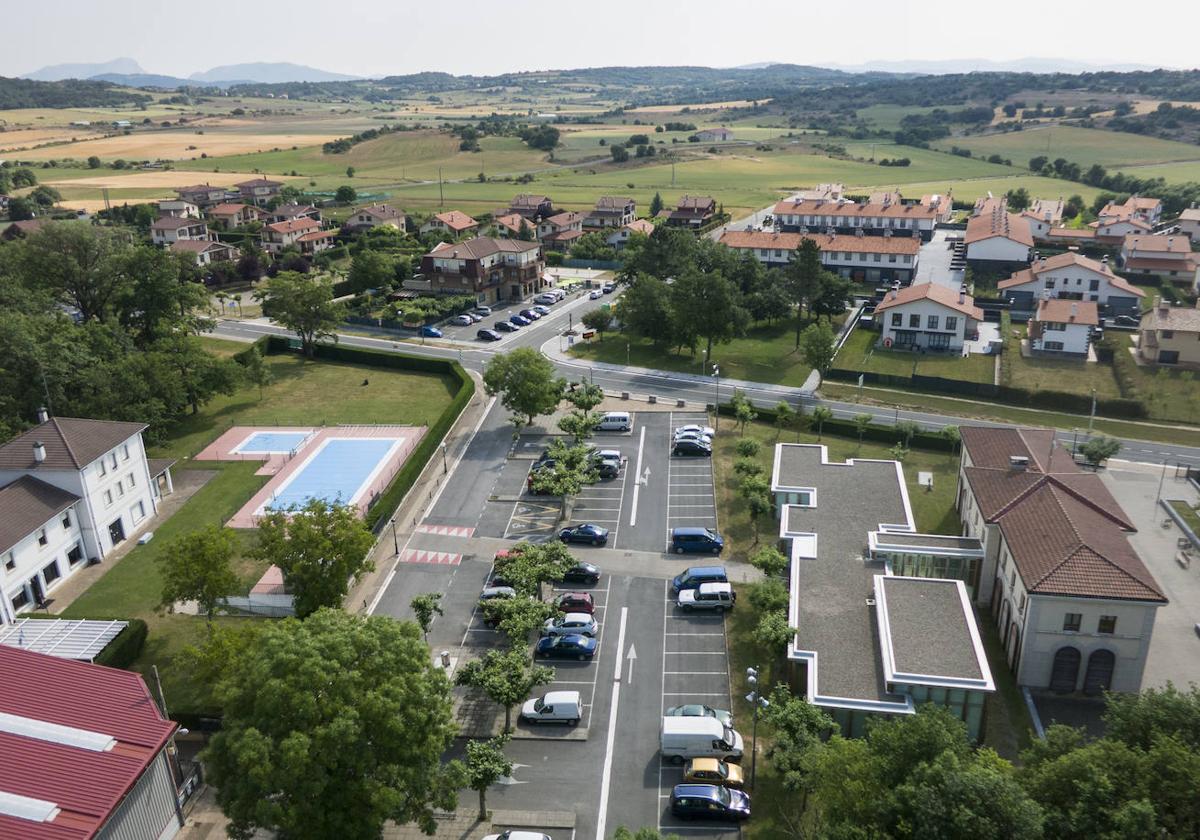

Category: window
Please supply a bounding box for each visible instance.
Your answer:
[61,511,72,529]
[133,501,146,524]
[873,254,882,262]
[1018,593,1027,614]
[891,313,902,327]
[927,315,939,330]
[109,453,118,470]
[67,543,83,567]
[103,489,113,506]
[909,314,921,328]
[1044,341,1065,351]
[903,255,912,264]
[116,480,125,498]
[37,528,47,547]
[42,560,60,585]
[3,552,14,572]
[1047,279,1056,289]
[1089,278,1100,291]
[1063,613,1082,632]
[1090,294,1099,302]
[1163,330,1175,339]
[1098,615,1117,634]
[99,459,108,477]
[889,254,897,263]
[121,444,129,460]
[1045,322,1066,331]
[11,589,30,611]
[126,472,135,488]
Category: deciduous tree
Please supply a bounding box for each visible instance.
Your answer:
[410,593,444,642]
[466,735,512,820]
[810,405,833,440]
[581,307,612,341]
[257,272,346,358]
[455,647,555,733]
[483,348,565,427]
[156,525,239,623]
[799,321,836,375]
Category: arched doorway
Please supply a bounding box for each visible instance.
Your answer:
[1083,650,1115,695]
[1050,647,1081,693]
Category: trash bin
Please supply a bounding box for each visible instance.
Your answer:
[440,651,451,668]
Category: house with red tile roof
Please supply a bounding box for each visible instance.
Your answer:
[419,210,479,237]
[536,211,585,251]
[0,645,182,839]
[344,203,405,233]
[956,426,1165,694]
[998,251,1145,318]
[719,229,921,283]
[234,177,284,207]
[773,196,938,240]
[605,218,655,249]
[874,284,984,352]
[420,236,545,305]
[261,217,326,255]
[205,202,261,230]
[1138,297,1200,367]
[1120,234,1200,288]
[964,197,1033,265]
[1028,298,1099,356]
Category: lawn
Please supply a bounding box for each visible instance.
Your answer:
[1112,334,1200,424]
[1002,325,1123,399]
[1168,500,1200,534]
[932,124,1200,171]
[568,318,824,388]
[835,327,996,384]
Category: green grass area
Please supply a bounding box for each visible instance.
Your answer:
[1112,334,1200,424]
[1002,325,1123,399]
[932,125,1200,171]
[1115,159,1200,184]
[834,327,995,384]
[821,382,1200,448]
[568,319,824,388]
[851,104,945,133]
[1168,500,1200,533]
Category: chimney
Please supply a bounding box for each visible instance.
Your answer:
[1157,296,1169,315]
[1070,303,1078,322]
[36,406,49,423]
[959,290,966,305]
[1009,455,1029,472]
[33,441,46,464]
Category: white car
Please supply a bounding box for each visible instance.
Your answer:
[673,431,713,446]
[674,425,715,438]
[532,304,552,316]
[449,314,473,326]
[483,833,552,840]
[542,612,598,638]
[589,289,603,300]
[534,293,557,305]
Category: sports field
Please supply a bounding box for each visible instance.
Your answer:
[932,125,1200,172]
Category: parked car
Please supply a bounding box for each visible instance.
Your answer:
[1109,314,1140,328]
[559,523,609,546]
[596,412,632,432]
[589,289,603,300]
[477,328,502,342]
[480,585,516,602]
[661,717,744,763]
[667,704,734,729]
[596,459,620,479]
[541,612,598,638]
[510,314,531,326]
[532,304,552,316]
[673,431,713,446]
[672,439,712,457]
[450,314,474,326]
[482,832,552,840]
[670,784,750,822]
[678,581,736,612]
[672,566,728,593]
[562,562,601,584]
[554,592,595,614]
[519,308,541,321]
[467,311,484,323]
[683,757,744,789]
[419,325,443,338]
[602,283,616,294]
[534,634,597,661]
[674,424,715,438]
[671,527,724,555]
[520,691,582,727]
[534,293,558,306]
[473,305,493,316]
[494,320,518,332]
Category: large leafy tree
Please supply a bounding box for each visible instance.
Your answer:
[799,321,837,376]
[616,273,673,346]
[156,525,239,623]
[490,540,577,596]
[482,347,564,427]
[12,221,133,321]
[784,239,829,344]
[203,609,464,839]
[347,249,395,294]
[153,333,243,415]
[254,499,375,618]
[455,647,555,733]
[466,736,512,820]
[257,272,346,358]
[528,439,600,517]
[669,268,747,362]
[115,247,212,345]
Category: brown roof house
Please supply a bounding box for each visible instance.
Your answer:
[1120,234,1200,288]
[667,195,716,229]
[1138,297,1200,367]
[774,197,938,240]
[536,211,585,251]
[206,202,261,230]
[1027,298,1099,357]
[507,194,554,220]
[583,196,636,230]
[719,229,920,283]
[345,204,405,233]
[420,237,545,306]
[998,252,1145,318]
[605,218,655,249]
[269,203,321,224]
[492,212,534,239]
[234,177,284,207]
[150,215,209,246]
[956,426,1165,694]
[170,239,237,267]
[874,284,984,352]
[175,184,234,208]
[261,217,334,255]
[964,197,1033,265]
[419,210,478,237]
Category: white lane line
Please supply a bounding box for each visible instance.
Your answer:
[663,671,730,675]
[665,632,726,636]
[663,692,732,697]
[658,580,669,833]
[630,424,647,528]
[663,651,728,655]
[595,605,628,840]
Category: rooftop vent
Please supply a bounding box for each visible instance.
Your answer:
[1009,455,1030,472]
[35,407,48,423]
[32,441,45,463]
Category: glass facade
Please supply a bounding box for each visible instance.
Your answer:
[880,551,981,598]
[828,690,986,742]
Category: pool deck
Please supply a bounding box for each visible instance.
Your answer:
[197,425,426,529]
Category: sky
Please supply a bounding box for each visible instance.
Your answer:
[5,0,1198,78]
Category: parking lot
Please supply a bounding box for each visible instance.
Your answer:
[665,410,719,546]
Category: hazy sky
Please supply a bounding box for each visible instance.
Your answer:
[6,0,1198,77]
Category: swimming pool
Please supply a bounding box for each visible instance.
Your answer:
[234,430,313,455]
[263,437,402,511]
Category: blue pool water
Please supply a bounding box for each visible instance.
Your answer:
[237,431,311,453]
[266,438,398,511]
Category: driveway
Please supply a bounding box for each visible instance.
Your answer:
[914,228,964,289]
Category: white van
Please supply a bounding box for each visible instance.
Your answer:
[660,716,744,764]
[596,411,632,432]
[520,690,583,726]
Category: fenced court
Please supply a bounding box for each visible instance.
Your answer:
[195,425,425,528]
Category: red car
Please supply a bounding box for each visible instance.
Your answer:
[554,592,595,614]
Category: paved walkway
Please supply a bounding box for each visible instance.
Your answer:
[915,228,963,289]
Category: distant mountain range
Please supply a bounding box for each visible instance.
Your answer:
[21,58,360,87]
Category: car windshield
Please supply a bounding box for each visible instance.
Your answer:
[716,762,729,779]
[533,697,545,712]
[716,787,731,806]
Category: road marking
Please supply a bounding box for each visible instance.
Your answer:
[665,632,726,636]
[626,644,638,685]
[663,651,728,655]
[595,606,628,840]
[658,580,668,833]
[663,671,729,675]
[662,692,732,697]
[630,424,647,528]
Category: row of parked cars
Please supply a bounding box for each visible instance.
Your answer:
[672,423,714,457]
[470,288,568,341]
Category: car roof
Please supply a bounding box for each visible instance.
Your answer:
[682,565,726,575]
[542,690,581,704]
[673,784,722,797]
[698,581,733,594]
[673,527,717,537]
[558,612,594,621]
[688,757,721,771]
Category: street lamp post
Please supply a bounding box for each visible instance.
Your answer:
[441,442,449,474]
[712,364,720,431]
[389,518,399,556]
[744,667,770,790]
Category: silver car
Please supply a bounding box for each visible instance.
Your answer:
[673,431,713,446]
[541,612,598,638]
[674,425,715,438]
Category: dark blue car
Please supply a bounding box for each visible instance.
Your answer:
[559,523,609,546]
[419,325,443,338]
[670,784,750,822]
[510,314,532,326]
[562,562,601,584]
[534,634,597,661]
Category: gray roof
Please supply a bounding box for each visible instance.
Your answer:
[0,476,80,555]
[878,576,985,682]
[872,532,983,552]
[0,618,128,662]
[0,417,147,471]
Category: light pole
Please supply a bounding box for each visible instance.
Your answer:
[441,442,449,474]
[744,667,769,790]
[712,364,720,431]
[389,517,399,556]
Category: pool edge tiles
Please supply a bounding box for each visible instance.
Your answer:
[231,429,315,456]
[256,436,405,516]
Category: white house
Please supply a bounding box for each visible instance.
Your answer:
[1021,198,1064,239]
[719,230,920,284]
[156,199,200,219]
[874,283,984,352]
[345,204,405,232]
[150,216,209,246]
[1028,298,1098,356]
[234,177,284,207]
[964,198,1034,264]
[419,210,479,237]
[998,251,1145,317]
[956,426,1165,694]
[605,219,655,249]
[0,413,173,622]
[0,477,86,623]
[1120,234,1200,287]
[169,239,237,267]
[584,196,636,230]
[773,197,938,240]
[1178,207,1200,240]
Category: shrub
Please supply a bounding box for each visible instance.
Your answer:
[93,619,148,669]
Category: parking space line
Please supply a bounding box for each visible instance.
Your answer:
[595,605,628,840]
[662,692,731,697]
[665,632,725,636]
[663,652,727,655]
[658,579,668,834]
[663,671,728,675]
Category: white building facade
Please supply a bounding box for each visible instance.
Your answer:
[0,478,86,624]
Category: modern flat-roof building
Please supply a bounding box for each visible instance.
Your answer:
[772,444,993,739]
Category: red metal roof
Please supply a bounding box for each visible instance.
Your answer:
[0,647,176,839]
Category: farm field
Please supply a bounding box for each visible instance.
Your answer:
[851,104,944,132]
[0,127,105,151]
[932,124,1200,172]
[1116,160,1200,185]
[10,128,348,162]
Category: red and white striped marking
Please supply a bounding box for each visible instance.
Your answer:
[414,524,475,538]
[398,549,462,565]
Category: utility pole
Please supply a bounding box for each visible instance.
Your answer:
[438,167,444,207]
[712,364,720,430]
[744,668,770,790]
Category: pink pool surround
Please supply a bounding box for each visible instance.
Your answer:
[196,425,425,529]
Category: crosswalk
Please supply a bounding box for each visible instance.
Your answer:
[414,524,476,538]
[397,549,462,565]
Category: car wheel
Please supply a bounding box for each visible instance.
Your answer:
[577,653,587,661]
[559,536,568,543]
[675,547,685,555]
[712,547,721,555]
[593,538,601,546]
[671,754,684,766]
[587,576,599,584]
[568,718,579,727]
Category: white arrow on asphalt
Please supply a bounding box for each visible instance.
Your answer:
[499,763,529,785]
[625,644,638,686]
[638,466,651,486]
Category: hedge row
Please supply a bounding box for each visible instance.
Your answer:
[94,619,148,669]
[715,400,957,452]
[262,336,475,531]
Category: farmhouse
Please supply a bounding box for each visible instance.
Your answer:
[0,411,172,623]
[175,184,233,208]
[419,210,479,237]
[873,283,984,352]
[998,252,1145,317]
[667,195,717,228]
[773,197,938,241]
[1138,297,1200,367]
[1027,298,1098,357]
[605,218,655,249]
[261,217,333,254]
[345,203,405,232]
[234,177,284,206]
[771,443,993,740]
[956,426,1165,695]
[1120,234,1200,286]
[206,202,261,230]
[150,215,209,246]
[693,127,733,142]
[719,229,920,284]
[169,238,237,267]
[964,197,1033,265]
[508,194,554,220]
[0,645,183,839]
[584,196,636,229]
[536,211,585,251]
[420,236,545,305]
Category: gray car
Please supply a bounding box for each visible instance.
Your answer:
[541,612,599,638]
